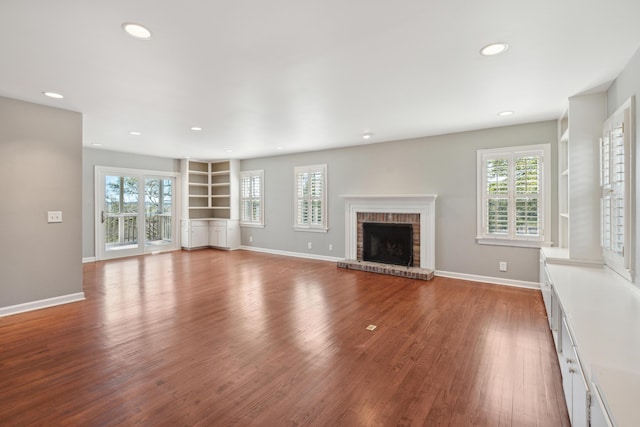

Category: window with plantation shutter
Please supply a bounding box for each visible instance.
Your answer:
[600,96,634,282]
[294,164,327,232]
[240,170,264,227]
[477,144,551,247]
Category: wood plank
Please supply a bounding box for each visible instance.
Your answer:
[0,250,570,426]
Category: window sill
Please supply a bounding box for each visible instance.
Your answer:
[294,226,328,233]
[240,223,265,229]
[476,237,552,248]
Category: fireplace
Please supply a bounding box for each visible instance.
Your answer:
[362,222,413,266]
[342,194,437,270]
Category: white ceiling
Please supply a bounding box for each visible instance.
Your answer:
[1,1,640,160]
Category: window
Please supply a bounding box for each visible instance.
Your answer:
[294,164,327,232]
[240,170,264,227]
[477,144,551,247]
[600,97,634,281]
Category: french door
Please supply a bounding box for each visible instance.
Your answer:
[96,167,180,260]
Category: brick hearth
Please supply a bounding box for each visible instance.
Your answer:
[337,259,434,281]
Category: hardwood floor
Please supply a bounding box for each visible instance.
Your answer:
[0,250,569,426]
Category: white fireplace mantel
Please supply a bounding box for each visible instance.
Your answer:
[341,194,438,270]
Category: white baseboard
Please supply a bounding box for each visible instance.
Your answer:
[83,257,96,263]
[238,248,539,289]
[239,245,343,263]
[0,292,86,317]
[435,270,540,290]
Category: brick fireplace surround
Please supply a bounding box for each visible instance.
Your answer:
[357,212,421,267]
[339,195,437,280]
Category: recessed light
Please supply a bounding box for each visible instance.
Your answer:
[129,131,141,136]
[43,92,64,99]
[122,22,152,40]
[91,143,103,147]
[498,111,514,117]
[480,43,509,56]
[362,132,373,140]
[191,127,202,131]
[225,149,233,153]
[276,146,284,150]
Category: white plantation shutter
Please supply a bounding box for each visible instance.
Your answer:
[477,144,550,246]
[600,97,633,282]
[514,156,541,237]
[294,165,327,231]
[608,125,626,257]
[240,170,264,226]
[600,116,630,271]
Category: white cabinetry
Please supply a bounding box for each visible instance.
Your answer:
[209,221,227,248]
[181,219,240,250]
[180,159,240,250]
[590,384,613,427]
[557,93,606,262]
[540,247,640,427]
[181,220,209,249]
[181,159,239,220]
[559,317,589,427]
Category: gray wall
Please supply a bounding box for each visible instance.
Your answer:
[0,96,82,307]
[607,46,640,283]
[82,148,180,259]
[241,120,558,283]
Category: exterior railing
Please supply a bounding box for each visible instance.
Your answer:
[146,214,172,242]
[105,214,172,247]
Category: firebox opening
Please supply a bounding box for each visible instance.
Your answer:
[362,222,413,267]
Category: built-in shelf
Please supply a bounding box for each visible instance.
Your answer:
[181,159,239,220]
[556,93,606,262]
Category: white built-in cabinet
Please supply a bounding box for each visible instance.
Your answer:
[544,94,638,426]
[181,220,210,248]
[208,220,229,248]
[180,159,240,250]
[557,93,607,263]
[540,248,640,427]
[559,316,589,427]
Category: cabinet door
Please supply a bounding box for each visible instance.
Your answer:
[217,225,228,248]
[560,318,574,423]
[590,384,614,427]
[208,223,228,248]
[191,227,209,248]
[571,365,589,427]
[191,224,209,247]
[181,222,190,248]
[540,267,552,322]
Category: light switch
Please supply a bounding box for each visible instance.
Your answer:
[48,211,63,223]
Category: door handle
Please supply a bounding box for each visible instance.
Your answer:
[101,211,105,223]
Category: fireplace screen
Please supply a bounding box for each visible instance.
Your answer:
[362,222,413,267]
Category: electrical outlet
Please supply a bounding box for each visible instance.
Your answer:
[249,236,253,243]
[329,244,333,251]
[499,261,507,272]
[47,211,63,223]
[307,242,312,249]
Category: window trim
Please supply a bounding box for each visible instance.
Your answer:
[240,169,265,228]
[476,144,552,248]
[293,164,328,233]
[600,97,634,282]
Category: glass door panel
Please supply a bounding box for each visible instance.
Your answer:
[145,177,174,249]
[103,175,141,257]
